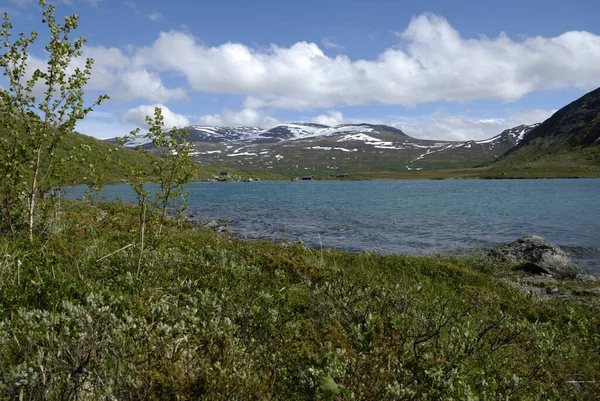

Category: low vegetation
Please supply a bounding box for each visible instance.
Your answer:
[1,3,599,399]
[354,163,600,181]
[0,201,599,399]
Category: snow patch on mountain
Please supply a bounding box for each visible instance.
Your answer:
[411,144,455,163]
[251,123,376,142]
[121,136,153,148]
[308,146,359,152]
[337,133,383,144]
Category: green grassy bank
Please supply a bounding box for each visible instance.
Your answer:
[0,202,599,399]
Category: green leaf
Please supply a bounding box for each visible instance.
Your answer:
[319,375,340,397]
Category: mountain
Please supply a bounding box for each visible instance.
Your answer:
[112,123,538,176]
[518,87,600,148]
[492,87,600,176]
[0,118,158,184]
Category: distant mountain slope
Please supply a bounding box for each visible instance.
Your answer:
[111,123,537,175]
[518,87,600,148]
[492,88,600,174]
[0,119,157,184]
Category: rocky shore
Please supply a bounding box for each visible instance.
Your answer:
[190,219,600,301]
[489,235,599,300]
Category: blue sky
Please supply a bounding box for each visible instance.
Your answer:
[3,0,600,140]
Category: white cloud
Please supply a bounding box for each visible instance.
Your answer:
[76,111,137,139]
[23,46,188,103]
[198,108,279,128]
[389,109,555,141]
[79,46,187,102]
[147,12,161,22]
[121,104,190,128]
[113,69,187,102]
[312,110,344,126]
[9,11,597,142]
[124,14,600,110]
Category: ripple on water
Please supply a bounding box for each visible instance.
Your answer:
[67,179,600,273]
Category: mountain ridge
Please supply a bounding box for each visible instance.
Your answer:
[109,122,539,175]
[492,87,600,174]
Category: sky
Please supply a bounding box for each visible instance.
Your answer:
[2,0,600,141]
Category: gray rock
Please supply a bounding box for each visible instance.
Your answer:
[583,287,600,296]
[577,274,599,283]
[185,218,223,230]
[520,261,552,275]
[523,275,557,286]
[546,287,559,294]
[200,219,221,229]
[490,235,579,277]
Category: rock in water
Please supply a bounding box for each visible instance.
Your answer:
[490,235,577,276]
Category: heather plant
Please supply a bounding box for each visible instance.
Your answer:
[0,202,598,399]
[0,2,598,400]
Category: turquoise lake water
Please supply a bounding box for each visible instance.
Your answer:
[68,179,600,272]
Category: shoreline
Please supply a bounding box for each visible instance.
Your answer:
[2,200,600,398]
[189,217,600,275]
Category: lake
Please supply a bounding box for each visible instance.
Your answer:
[68,179,600,273]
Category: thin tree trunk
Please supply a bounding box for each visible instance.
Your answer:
[28,146,42,241]
[5,201,16,238]
[158,202,168,237]
[158,186,171,237]
[137,202,146,279]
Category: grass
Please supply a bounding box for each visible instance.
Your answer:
[0,200,599,399]
[352,164,600,180]
[195,165,288,181]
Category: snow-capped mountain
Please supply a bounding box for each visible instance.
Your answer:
[472,124,540,147]
[109,122,540,174]
[112,123,410,148]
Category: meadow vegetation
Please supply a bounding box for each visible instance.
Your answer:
[1,2,599,399]
[0,202,599,399]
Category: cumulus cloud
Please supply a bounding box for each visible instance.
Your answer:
[121,15,600,110]
[79,46,186,102]
[121,104,190,128]
[76,111,137,139]
[21,13,599,112]
[198,108,279,128]
[312,110,344,126]
[390,109,555,141]
[11,11,598,137]
[21,46,188,103]
[113,69,186,102]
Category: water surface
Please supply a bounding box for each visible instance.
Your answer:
[68,179,600,272]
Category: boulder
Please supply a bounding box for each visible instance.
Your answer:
[583,287,600,296]
[185,219,222,230]
[201,219,221,229]
[577,274,599,283]
[522,275,557,286]
[490,235,578,277]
